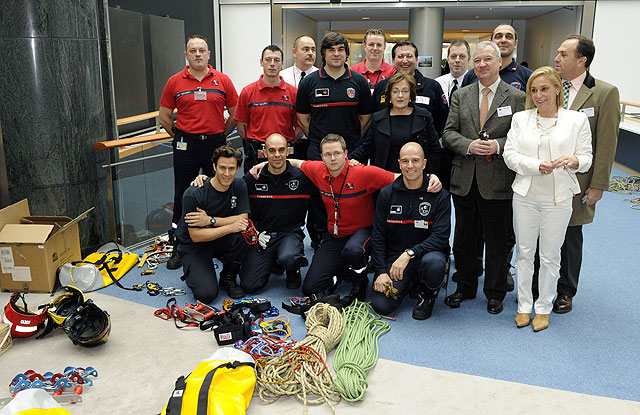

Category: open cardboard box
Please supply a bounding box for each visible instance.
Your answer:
[0,199,92,293]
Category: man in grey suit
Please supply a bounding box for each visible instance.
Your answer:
[442,41,525,314]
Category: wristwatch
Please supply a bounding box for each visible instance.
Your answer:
[209,216,216,226]
[405,248,416,259]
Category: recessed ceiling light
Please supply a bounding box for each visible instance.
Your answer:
[462,29,471,32]
[389,34,409,38]
[361,17,370,20]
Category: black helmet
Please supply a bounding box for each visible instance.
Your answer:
[62,300,111,347]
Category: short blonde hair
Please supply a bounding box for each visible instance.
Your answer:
[525,66,564,110]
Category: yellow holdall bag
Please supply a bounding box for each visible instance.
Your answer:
[161,348,256,415]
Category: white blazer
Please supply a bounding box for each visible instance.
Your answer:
[504,108,592,199]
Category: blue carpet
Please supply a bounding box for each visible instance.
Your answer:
[99,165,640,402]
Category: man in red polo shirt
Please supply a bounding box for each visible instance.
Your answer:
[234,45,300,173]
[159,35,238,269]
[252,134,442,299]
[350,28,396,91]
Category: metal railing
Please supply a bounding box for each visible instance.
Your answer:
[620,100,640,124]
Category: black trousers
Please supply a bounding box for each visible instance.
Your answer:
[371,251,447,315]
[306,143,328,244]
[240,230,306,293]
[302,228,372,296]
[558,225,583,297]
[171,132,225,225]
[177,233,247,304]
[452,178,510,301]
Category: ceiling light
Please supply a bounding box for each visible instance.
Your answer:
[462,29,470,32]
[389,34,409,38]
[361,17,370,20]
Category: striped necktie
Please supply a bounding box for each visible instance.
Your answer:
[562,81,571,109]
[449,79,458,102]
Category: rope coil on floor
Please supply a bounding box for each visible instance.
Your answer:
[255,302,344,414]
[332,300,390,402]
[608,176,640,210]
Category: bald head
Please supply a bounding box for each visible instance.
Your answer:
[399,142,425,159]
[265,133,288,173]
[265,133,287,148]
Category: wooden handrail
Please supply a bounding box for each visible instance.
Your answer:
[116,111,160,126]
[620,100,640,108]
[94,132,170,150]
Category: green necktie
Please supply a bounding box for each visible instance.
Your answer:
[562,81,571,109]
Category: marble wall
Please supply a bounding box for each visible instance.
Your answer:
[0,0,115,252]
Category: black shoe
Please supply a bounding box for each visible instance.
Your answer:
[444,291,476,308]
[349,273,369,301]
[413,294,436,320]
[553,293,572,314]
[270,264,285,275]
[286,269,302,290]
[166,248,182,270]
[220,274,245,299]
[487,299,503,314]
[451,271,459,283]
[506,271,515,292]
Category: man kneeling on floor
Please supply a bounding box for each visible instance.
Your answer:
[176,145,250,303]
[371,143,451,320]
[240,133,314,293]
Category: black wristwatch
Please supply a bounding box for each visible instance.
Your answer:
[209,216,216,226]
[405,248,416,259]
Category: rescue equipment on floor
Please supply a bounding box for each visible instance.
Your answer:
[58,242,139,292]
[0,322,12,356]
[255,303,344,414]
[36,285,85,339]
[2,293,48,338]
[0,389,74,415]
[333,299,391,402]
[62,299,111,347]
[160,348,256,415]
[9,366,98,396]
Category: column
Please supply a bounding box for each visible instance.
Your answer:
[409,8,445,79]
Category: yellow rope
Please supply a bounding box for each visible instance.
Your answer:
[255,303,344,414]
[333,300,390,402]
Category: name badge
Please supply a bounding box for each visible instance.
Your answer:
[415,96,430,105]
[176,140,187,151]
[194,88,207,101]
[315,88,330,97]
[580,107,595,117]
[414,220,430,229]
[497,106,512,117]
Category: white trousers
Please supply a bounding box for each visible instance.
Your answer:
[513,193,573,314]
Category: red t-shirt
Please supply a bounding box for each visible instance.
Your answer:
[159,65,238,135]
[233,76,298,142]
[300,160,395,237]
[350,59,396,88]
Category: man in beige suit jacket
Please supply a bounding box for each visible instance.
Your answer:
[442,41,525,315]
[549,35,620,313]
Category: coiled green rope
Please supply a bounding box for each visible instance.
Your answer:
[333,299,391,402]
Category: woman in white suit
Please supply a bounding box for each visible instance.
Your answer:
[504,66,592,331]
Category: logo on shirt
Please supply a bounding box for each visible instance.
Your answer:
[315,88,330,97]
[390,205,402,214]
[419,202,431,217]
[346,88,356,99]
[288,180,299,191]
[212,79,219,86]
[231,196,237,209]
[282,94,289,101]
[255,184,268,191]
[345,183,354,190]
[441,93,448,105]
[510,82,523,90]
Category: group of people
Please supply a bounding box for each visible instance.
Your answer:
[158,24,620,330]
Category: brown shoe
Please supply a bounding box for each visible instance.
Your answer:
[553,294,573,314]
[515,313,530,328]
[532,314,550,331]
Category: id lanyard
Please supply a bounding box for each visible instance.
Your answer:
[328,165,350,236]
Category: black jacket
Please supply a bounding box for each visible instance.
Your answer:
[350,105,441,174]
[372,174,451,276]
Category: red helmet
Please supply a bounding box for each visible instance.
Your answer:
[2,293,48,338]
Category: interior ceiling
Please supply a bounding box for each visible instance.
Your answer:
[294,6,568,22]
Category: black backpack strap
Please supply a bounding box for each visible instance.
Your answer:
[165,375,187,414]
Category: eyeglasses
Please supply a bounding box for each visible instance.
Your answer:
[391,88,410,96]
[322,151,345,159]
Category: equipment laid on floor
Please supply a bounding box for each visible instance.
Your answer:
[58,242,138,292]
[160,348,256,415]
[333,300,391,402]
[255,302,344,414]
[0,388,76,414]
[2,293,47,338]
[0,322,12,356]
[609,175,640,209]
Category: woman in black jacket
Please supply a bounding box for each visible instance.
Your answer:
[350,73,441,173]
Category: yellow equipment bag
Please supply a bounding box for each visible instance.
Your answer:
[161,348,256,415]
[59,242,138,292]
[0,389,72,415]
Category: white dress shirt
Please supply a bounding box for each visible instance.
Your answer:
[435,71,467,106]
[280,65,318,88]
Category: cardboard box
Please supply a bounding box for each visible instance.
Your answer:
[0,199,92,293]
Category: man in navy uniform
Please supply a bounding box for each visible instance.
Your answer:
[371,143,451,320]
[240,133,314,292]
